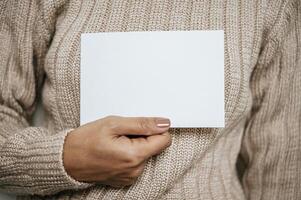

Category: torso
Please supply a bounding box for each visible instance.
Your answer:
[41,1,267,199]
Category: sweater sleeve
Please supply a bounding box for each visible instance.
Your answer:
[240,1,301,199]
[0,0,93,196]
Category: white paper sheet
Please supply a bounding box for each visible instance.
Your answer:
[80,30,224,128]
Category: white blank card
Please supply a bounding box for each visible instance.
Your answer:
[80,30,224,128]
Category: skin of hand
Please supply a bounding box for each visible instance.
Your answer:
[63,115,172,188]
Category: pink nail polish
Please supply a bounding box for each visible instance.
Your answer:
[156,118,170,128]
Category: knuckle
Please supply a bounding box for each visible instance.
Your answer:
[138,118,152,133]
[124,148,144,167]
[129,166,145,178]
[103,115,119,131]
[129,157,142,168]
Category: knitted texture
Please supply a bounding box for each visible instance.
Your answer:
[0,0,300,199]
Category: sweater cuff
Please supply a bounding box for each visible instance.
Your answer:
[51,128,94,191]
[31,128,93,194]
[0,127,93,195]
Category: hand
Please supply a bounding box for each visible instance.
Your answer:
[63,115,172,188]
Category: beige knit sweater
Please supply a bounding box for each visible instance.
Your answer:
[0,0,300,199]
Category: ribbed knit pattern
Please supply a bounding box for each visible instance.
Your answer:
[0,0,300,199]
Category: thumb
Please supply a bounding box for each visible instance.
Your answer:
[104,115,171,136]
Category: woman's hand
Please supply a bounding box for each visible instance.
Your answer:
[63,115,171,188]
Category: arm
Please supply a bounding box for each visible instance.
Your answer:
[240,1,301,199]
[0,0,93,195]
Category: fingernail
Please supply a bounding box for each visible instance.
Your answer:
[155,118,170,128]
